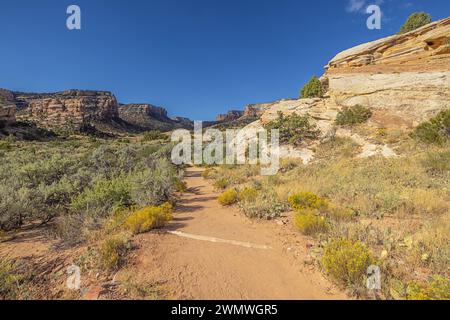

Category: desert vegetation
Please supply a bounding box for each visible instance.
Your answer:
[0,134,183,299]
[264,112,321,146]
[300,75,324,98]
[335,105,373,126]
[399,12,432,34]
[208,114,450,299]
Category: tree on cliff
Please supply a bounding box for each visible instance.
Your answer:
[399,12,432,34]
[300,76,324,99]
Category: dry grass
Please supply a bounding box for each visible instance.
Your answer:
[208,133,449,299]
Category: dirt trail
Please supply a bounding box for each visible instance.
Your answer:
[130,168,346,300]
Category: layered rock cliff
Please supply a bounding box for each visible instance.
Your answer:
[248,17,450,130]
[324,17,450,128]
[215,110,244,122]
[239,17,450,161]
[2,89,193,133]
[13,90,120,131]
[0,89,16,124]
[118,103,193,131]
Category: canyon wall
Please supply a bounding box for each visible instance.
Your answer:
[245,17,450,131]
[0,89,16,124]
[324,17,450,128]
[14,90,119,131]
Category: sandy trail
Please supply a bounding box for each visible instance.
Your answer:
[130,167,346,300]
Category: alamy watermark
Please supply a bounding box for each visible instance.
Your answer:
[367,265,381,290]
[66,5,81,30]
[366,5,381,30]
[171,121,281,176]
[66,264,81,290]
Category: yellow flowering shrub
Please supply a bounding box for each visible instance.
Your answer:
[125,203,173,235]
[218,189,239,206]
[322,238,375,286]
[294,209,328,235]
[288,192,328,210]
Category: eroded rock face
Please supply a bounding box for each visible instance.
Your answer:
[240,18,450,161]
[14,90,119,131]
[216,110,244,122]
[119,104,168,120]
[324,17,450,128]
[118,104,192,131]
[0,89,16,124]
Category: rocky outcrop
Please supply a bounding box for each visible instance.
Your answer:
[240,17,450,161]
[215,110,244,122]
[118,104,192,131]
[249,17,450,131]
[14,90,119,131]
[243,103,271,118]
[324,17,450,128]
[0,89,16,124]
[119,104,168,121]
[3,89,193,133]
[171,117,194,129]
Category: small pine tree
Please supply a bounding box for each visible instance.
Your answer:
[300,76,324,99]
[399,12,432,34]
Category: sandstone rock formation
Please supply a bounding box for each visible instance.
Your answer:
[118,104,194,131]
[13,90,120,131]
[0,89,16,124]
[246,17,450,130]
[3,89,193,133]
[239,17,450,161]
[215,110,244,122]
[325,17,450,128]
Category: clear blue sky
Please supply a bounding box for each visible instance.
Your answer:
[1,0,449,120]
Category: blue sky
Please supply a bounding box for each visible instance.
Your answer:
[1,0,449,120]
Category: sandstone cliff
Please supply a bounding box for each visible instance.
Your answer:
[215,110,244,122]
[0,89,16,124]
[13,90,120,132]
[3,89,193,134]
[249,17,450,130]
[239,17,450,161]
[118,104,194,131]
[324,17,450,128]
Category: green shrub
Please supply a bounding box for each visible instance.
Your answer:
[412,109,450,144]
[239,187,258,202]
[130,158,177,207]
[174,179,187,193]
[143,131,168,142]
[321,238,375,286]
[294,209,328,236]
[0,140,12,151]
[214,178,229,190]
[218,189,239,206]
[99,235,131,271]
[288,192,328,210]
[0,260,34,299]
[125,203,173,235]
[71,177,132,218]
[238,193,288,219]
[421,150,450,174]
[264,112,320,146]
[399,12,432,34]
[335,105,373,126]
[406,276,450,300]
[326,205,355,222]
[0,138,179,234]
[300,76,324,98]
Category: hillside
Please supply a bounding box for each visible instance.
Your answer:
[0,89,193,136]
